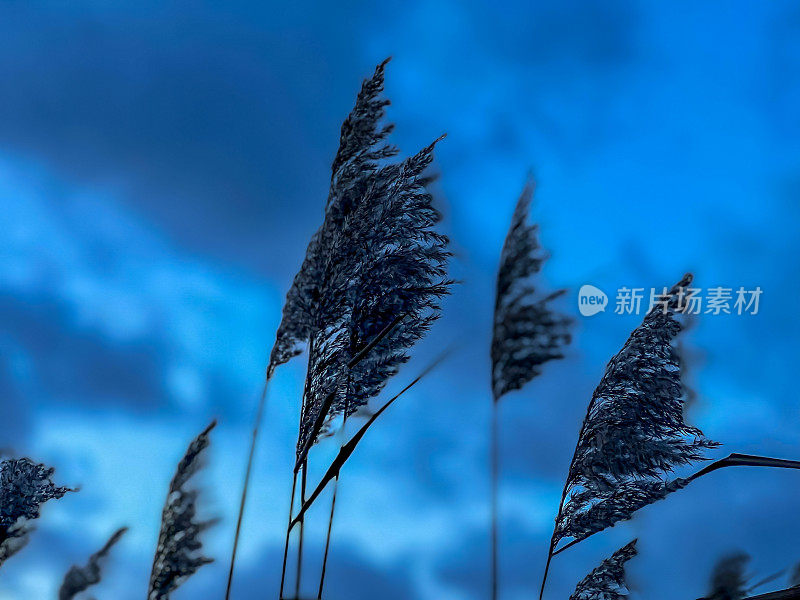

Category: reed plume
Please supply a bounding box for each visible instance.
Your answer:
[229,57,450,599]
[229,56,396,599]
[552,274,716,545]
[267,57,398,379]
[569,539,637,600]
[491,179,571,400]
[540,274,800,598]
[696,554,800,600]
[59,527,127,600]
[540,274,711,593]
[148,421,216,600]
[0,458,72,567]
[296,136,451,458]
[489,178,571,600]
[706,553,750,600]
[270,59,451,598]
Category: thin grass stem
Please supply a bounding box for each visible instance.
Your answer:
[318,476,339,599]
[295,460,307,599]
[290,350,452,529]
[490,398,499,600]
[225,382,269,600]
[279,471,298,599]
[317,371,353,599]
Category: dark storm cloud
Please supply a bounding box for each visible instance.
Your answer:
[0,358,32,449]
[0,0,638,278]
[0,293,162,409]
[0,2,371,275]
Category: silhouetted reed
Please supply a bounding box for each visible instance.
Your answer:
[275,58,451,599]
[697,553,800,600]
[489,178,570,600]
[227,56,403,600]
[540,274,800,599]
[569,539,637,600]
[148,421,216,600]
[59,527,127,600]
[0,458,72,567]
[709,553,753,600]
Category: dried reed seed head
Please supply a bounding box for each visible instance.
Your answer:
[148,421,216,600]
[570,540,638,600]
[554,274,718,547]
[491,179,572,401]
[707,553,750,600]
[0,458,72,528]
[0,458,72,568]
[275,61,452,454]
[59,527,128,600]
[268,57,399,376]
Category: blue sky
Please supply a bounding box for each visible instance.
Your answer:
[1,1,800,599]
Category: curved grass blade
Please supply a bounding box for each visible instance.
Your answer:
[290,351,451,529]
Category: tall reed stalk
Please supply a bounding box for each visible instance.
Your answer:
[225,382,268,600]
[490,178,570,600]
[148,421,216,600]
[229,57,452,599]
[539,275,800,599]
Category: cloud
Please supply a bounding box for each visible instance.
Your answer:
[0,157,279,424]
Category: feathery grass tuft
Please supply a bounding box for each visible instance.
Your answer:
[491,178,571,402]
[569,540,638,600]
[540,274,714,597]
[540,274,800,599]
[297,146,451,457]
[489,178,571,600]
[278,60,452,598]
[148,421,216,600]
[266,58,451,458]
[267,57,398,379]
[59,527,127,600]
[235,59,451,599]
[0,458,73,567]
[554,275,715,541]
[553,274,717,548]
[707,553,750,600]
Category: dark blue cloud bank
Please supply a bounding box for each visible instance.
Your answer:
[1,1,800,598]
